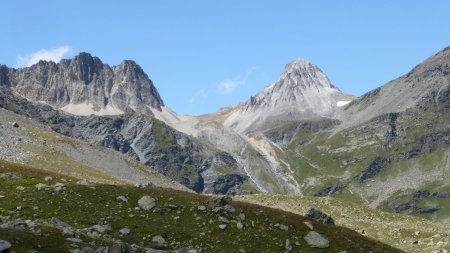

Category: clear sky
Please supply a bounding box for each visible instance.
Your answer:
[2,1,450,115]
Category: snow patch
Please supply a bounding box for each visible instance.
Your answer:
[336,100,351,107]
[61,103,124,116]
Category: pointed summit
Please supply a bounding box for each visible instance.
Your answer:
[223,58,352,133]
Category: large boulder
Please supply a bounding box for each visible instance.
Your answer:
[0,240,11,253]
[304,231,330,248]
[138,196,156,210]
[306,208,335,225]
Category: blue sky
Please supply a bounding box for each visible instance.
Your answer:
[2,1,450,115]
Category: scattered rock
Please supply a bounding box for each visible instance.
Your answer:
[54,183,65,194]
[50,217,71,228]
[81,247,95,253]
[66,237,83,243]
[206,196,231,207]
[197,205,206,211]
[236,221,244,230]
[306,208,335,225]
[107,243,130,253]
[76,179,93,186]
[238,213,245,221]
[119,228,131,237]
[218,216,229,223]
[223,204,236,213]
[138,196,156,210]
[92,224,112,234]
[279,224,289,231]
[0,240,11,253]
[304,231,329,248]
[219,224,227,229]
[304,221,314,230]
[285,239,293,252]
[44,176,53,182]
[12,122,19,128]
[35,183,49,191]
[116,196,128,203]
[151,235,167,249]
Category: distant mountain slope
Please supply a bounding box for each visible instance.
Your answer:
[338,46,450,129]
[268,46,450,222]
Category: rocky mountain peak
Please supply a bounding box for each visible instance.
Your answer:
[223,58,352,133]
[1,53,164,116]
[279,58,336,90]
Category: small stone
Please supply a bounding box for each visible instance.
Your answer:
[12,122,19,128]
[66,237,83,243]
[0,240,12,252]
[119,228,131,237]
[218,216,229,223]
[138,196,156,210]
[223,204,236,213]
[197,205,206,211]
[116,196,128,203]
[0,195,4,199]
[50,217,70,228]
[285,239,293,252]
[236,221,244,230]
[81,247,95,253]
[304,221,314,230]
[279,224,289,231]
[54,185,65,194]
[151,235,167,249]
[35,183,49,191]
[16,186,25,191]
[219,224,227,229]
[304,231,329,248]
[238,213,245,221]
[45,176,53,182]
[76,179,92,186]
[107,243,130,253]
[92,224,112,234]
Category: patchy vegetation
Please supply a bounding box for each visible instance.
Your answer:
[0,160,402,252]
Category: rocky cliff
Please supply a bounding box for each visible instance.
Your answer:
[0,52,164,116]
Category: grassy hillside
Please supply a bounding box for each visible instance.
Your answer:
[0,160,402,252]
[241,194,450,253]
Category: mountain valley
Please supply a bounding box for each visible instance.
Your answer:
[1,47,450,252]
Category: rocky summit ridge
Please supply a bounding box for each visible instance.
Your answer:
[0,52,164,116]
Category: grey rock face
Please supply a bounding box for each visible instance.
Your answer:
[0,52,164,116]
[304,231,330,248]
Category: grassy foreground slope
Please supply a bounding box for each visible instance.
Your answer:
[0,160,401,253]
[241,194,450,253]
